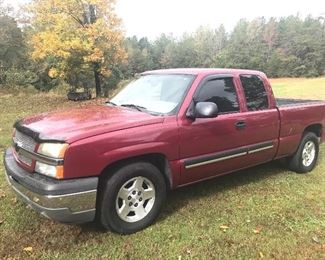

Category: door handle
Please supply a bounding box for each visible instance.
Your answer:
[235,121,246,129]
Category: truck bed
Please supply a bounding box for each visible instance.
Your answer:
[276,98,324,107]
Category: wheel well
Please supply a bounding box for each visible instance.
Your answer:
[304,124,322,138]
[99,154,173,190]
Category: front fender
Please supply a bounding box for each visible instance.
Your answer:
[63,120,179,182]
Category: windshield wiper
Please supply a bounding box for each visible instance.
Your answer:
[105,100,117,106]
[120,104,147,112]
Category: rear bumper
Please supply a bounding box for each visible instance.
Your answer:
[4,148,98,223]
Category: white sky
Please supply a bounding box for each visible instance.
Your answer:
[4,0,325,39]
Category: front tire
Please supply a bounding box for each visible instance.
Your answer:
[99,162,166,234]
[287,132,319,173]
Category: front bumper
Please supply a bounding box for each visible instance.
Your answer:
[4,148,98,223]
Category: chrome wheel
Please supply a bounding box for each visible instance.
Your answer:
[302,141,316,167]
[115,176,155,223]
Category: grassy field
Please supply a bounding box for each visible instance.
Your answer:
[271,77,325,100]
[0,78,324,259]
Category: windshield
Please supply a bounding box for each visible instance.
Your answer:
[110,74,195,114]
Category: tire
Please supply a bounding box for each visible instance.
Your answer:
[287,132,319,173]
[98,162,167,234]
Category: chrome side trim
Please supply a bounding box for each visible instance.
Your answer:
[16,146,63,166]
[184,141,275,170]
[248,145,274,154]
[6,174,96,213]
[185,152,247,169]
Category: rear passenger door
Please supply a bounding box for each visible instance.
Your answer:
[236,74,279,167]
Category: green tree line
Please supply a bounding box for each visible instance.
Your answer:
[124,16,325,78]
[1,0,325,96]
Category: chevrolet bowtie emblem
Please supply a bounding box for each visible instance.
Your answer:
[14,141,23,152]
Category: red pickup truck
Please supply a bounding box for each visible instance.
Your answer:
[4,68,325,234]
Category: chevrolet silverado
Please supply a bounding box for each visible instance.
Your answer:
[4,68,325,234]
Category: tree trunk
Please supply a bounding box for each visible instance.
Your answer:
[93,62,101,97]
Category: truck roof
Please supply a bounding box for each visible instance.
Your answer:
[142,68,266,77]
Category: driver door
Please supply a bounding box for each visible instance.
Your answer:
[178,75,250,184]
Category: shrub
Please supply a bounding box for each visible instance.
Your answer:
[2,68,38,87]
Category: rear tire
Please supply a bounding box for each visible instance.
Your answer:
[287,132,319,173]
[98,162,166,234]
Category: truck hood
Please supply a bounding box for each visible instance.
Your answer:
[17,105,164,143]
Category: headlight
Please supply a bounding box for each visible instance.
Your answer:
[37,143,68,158]
[35,162,64,179]
[36,143,67,179]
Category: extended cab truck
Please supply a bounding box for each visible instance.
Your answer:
[4,69,325,234]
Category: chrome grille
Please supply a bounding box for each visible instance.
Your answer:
[13,130,37,153]
[13,130,37,166]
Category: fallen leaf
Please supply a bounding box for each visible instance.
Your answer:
[259,252,264,258]
[312,236,320,244]
[33,197,40,203]
[253,227,263,234]
[219,225,229,232]
[186,249,191,254]
[23,247,33,252]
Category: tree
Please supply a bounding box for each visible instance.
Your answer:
[0,1,29,84]
[123,36,154,76]
[0,15,25,69]
[215,19,251,69]
[0,0,25,69]
[172,33,197,68]
[152,33,175,68]
[193,26,219,67]
[27,0,126,97]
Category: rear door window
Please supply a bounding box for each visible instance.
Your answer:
[240,75,269,111]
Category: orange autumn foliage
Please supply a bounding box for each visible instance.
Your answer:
[27,0,126,79]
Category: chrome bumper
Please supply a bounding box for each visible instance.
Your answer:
[4,148,98,223]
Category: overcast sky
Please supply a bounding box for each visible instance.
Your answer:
[4,0,325,39]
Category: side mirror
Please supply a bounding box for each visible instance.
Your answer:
[194,102,218,118]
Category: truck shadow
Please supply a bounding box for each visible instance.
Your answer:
[157,160,288,222]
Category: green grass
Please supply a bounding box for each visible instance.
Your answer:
[0,78,325,259]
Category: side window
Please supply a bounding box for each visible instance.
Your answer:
[196,77,239,113]
[240,75,269,111]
